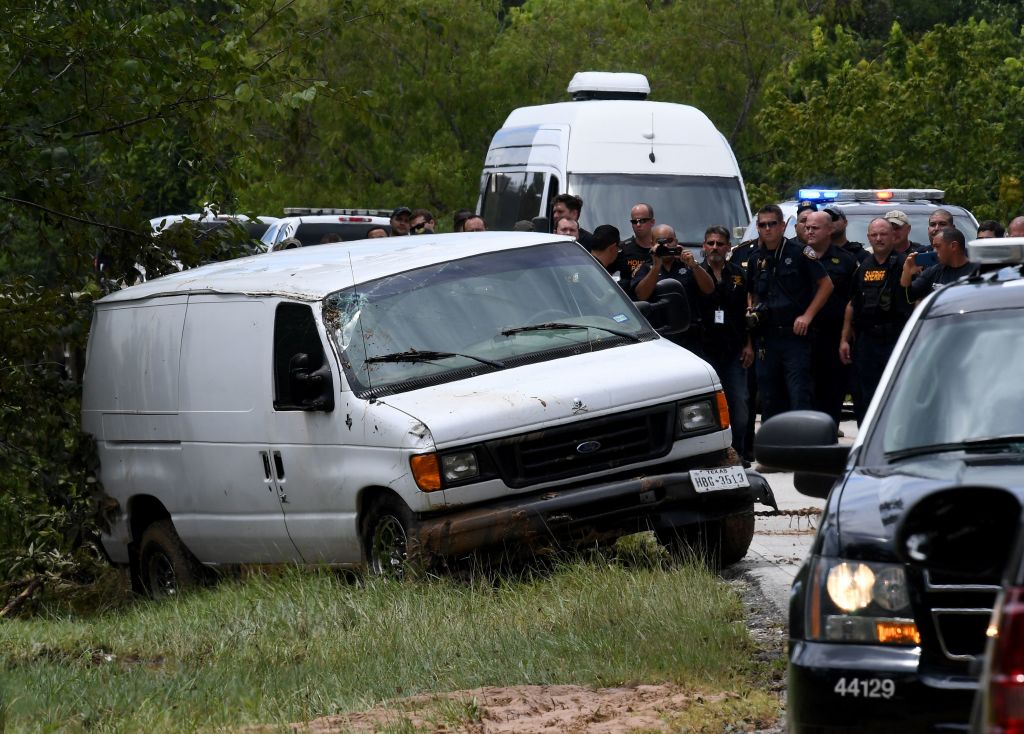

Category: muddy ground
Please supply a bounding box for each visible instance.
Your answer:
[247,574,787,734]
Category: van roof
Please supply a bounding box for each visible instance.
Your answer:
[498,100,737,176]
[99,232,574,304]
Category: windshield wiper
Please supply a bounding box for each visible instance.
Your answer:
[500,321,640,342]
[363,348,505,369]
[886,436,1024,462]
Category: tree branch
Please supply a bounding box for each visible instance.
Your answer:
[0,577,43,619]
[0,194,148,238]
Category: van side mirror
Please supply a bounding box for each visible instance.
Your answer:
[732,225,746,240]
[634,279,690,336]
[895,485,1020,577]
[288,352,335,412]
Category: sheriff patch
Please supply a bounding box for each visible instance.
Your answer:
[803,246,818,260]
[864,269,887,282]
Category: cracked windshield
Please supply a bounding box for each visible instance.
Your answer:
[324,242,651,395]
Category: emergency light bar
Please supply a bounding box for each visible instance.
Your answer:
[797,189,945,203]
[283,207,393,218]
[967,237,1024,266]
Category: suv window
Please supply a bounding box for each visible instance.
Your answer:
[872,308,1024,457]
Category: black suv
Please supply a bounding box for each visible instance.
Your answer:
[755,237,1024,733]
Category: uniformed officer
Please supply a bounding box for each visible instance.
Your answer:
[620,202,656,282]
[747,204,833,420]
[633,224,714,357]
[840,218,914,423]
[699,225,753,459]
[804,211,859,425]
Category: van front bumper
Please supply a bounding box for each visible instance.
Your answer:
[414,468,776,558]
[787,640,977,733]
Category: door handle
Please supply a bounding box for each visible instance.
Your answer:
[260,451,272,480]
[272,451,288,503]
[273,451,285,481]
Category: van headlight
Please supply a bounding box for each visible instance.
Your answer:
[676,391,729,435]
[807,557,920,645]
[441,451,479,483]
[411,448,495,491]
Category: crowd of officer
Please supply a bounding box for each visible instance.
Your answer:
[549,193,1010,465]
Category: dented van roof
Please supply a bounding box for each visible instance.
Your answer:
[98,232,574,304]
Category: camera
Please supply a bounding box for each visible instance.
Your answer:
[746,303,768,332]
[654,239,681,257]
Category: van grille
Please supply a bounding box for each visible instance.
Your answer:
[920,570,1000,665]
[486,404,676,488]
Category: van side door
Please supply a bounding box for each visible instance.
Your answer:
[177,296,303,563]
[268,302,363,565]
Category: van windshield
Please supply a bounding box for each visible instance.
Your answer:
[571,174,749,244]
[323,242,655,398]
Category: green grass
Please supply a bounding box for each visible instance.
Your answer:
[0,551,771,732]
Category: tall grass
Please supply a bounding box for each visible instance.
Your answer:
[0,556,767,732]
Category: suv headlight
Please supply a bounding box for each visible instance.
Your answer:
[807,556,920,645]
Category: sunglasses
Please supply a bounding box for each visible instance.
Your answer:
[704,240,729,247]
[629,217,652,225]
[756,220,781,229]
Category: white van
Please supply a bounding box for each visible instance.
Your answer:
[82,232,775,595]
[478,72,751,243]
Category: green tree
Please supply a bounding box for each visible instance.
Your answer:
[755,18,1024,219]
[0,0,345,594]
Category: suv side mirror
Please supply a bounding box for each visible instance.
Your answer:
[288,352,335,412]
[896,485,1019,576]
[635,279,690,336]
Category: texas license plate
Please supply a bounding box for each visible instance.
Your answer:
[690,466,750,492]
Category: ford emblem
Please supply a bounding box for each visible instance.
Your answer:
[576,440,601,455]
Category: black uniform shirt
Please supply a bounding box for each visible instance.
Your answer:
[907,260,980,301]
[698,259,748,358]
[747,238,829,329]
[851,252,913,332]
[840,240,871,265]
[619,237,653,283]
[632,259,705,326]
[817,244,859,331]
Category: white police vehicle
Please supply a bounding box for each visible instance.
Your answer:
[740,188,978,246]
[754,238,1024,733]
[262,208,392,250]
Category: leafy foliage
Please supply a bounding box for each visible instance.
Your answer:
[0,1,345,587]
[756,18,1024,219]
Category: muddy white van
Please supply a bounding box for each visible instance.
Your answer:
[82,232,774,595]
[478,72,750,243]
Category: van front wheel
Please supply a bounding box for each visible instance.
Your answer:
[363,500,423,579]
[138,519,204,599]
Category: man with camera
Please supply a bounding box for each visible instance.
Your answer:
[747,204,833,420]
[632,224,714,356]
[840,218,913,423]
[899,225,977,302]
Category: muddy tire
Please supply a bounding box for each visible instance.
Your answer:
[138,519,204,599]
[362,499,423,579]
[656,506,756,569]
[716,507,755,567]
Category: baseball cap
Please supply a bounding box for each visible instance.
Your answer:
[589,224,621,250]
[822,205,847,221]
[391,206,412,218]
[795,200,818,215]
[884,210,910,227]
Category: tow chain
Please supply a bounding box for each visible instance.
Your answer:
[755,507,821,518]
